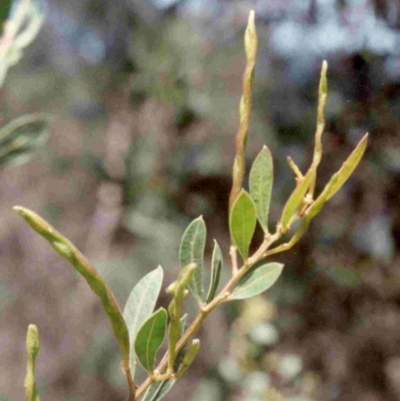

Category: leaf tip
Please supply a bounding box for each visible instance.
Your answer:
[196,215,205,223]
[26,324,40,356]
[188,262,197,272]
[13,205,24,214]
[248,9,255,25]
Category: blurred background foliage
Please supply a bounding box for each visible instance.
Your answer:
[1,0,400,400]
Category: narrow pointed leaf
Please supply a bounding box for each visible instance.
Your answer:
[326,133,368,201]
[229,262,284,300]
[280,168,314,229]
[0,114,53,168]
[123,266,163,380]
[142,379,176,401]
[249,146,273,233]
[229,190,257,260]
[206,240,223,303]
[176,339,200,378]
[179,216,206,302]
[287,174,340,249]
[135,308,167,373]
[287,135,367,249]
[13,207,130,369]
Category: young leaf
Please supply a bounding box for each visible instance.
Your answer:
[166,264,196,373]
[229,190,257,261]
[229,263,284,300]
[24,324,40,401]
[280,168,314,230]
[135,308,167,373]
[179,216,206,302]
[326,133,368,201]
[13,207,131,371]
[262,175,342,258]
[175,339,200,378]
[206,240,223,303]
[142,380,176,401]
[123,266,163,380]
[285,134,368,250]
[285,174,340,250]
[0,113,53,168]
[249,146,273,233]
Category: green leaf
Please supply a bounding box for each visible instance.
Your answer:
[0,114,53,168]
[13,207,131,371]
[175,339,200,378]
[326,133,368,201]
[179,216,206,302]
[123,266,163,380]
[249,146,273,233]
[135,308,167,373]
[286,135,368,250]
[142,314,188,401]
[205,240,223,303]
[229,190,257,261]
[229,263,284,300]
[286,174,340,249]
[280,168,314,230]
[142,379,176,401]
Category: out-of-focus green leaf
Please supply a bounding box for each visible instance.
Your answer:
[326,133,368,201]
[134,308,167,373]
[123,266,163,381]
[24,324,40,401]
[280,169,314,230]
[229,190,257,261]
[0,114,53,168]
[13,207,131,370]
[229,263,284,300]
[323,265,360,289]
[0,0,44,87]
[0,0,12,32]
[206,240,222,303]
[179,216,206,303]
[249,146,273,233]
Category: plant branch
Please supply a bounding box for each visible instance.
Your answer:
[135,227,280,399]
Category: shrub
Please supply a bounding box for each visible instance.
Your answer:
[15,10,367,401]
